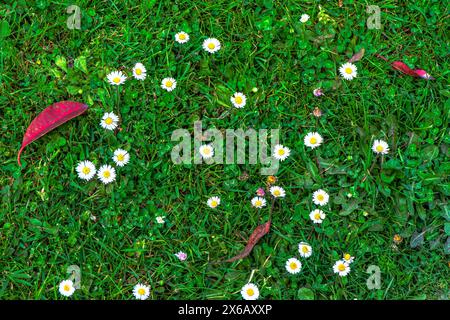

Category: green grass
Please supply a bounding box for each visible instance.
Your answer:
[0,0,449,300]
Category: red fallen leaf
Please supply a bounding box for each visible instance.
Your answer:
[348,48,365,63]
[414,69,435,80]
[222,220,271,263]
[391,61,419,77]
[17,101,88,166]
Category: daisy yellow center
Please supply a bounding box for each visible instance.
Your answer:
[255,200,262,207]
[138,288,146,295]
[376,145,384,152]
[310,137,317,144]
[179,33,186,40]
[135,68,142,75]
[203,148,211,155]
[338,264,346,271]
[345,67,353,74]
[211,200,218,207]
[64,284,71,292]
[105,117,113,125]
[314,213,321,220]
[82,167,90,174]
[117,154,125,161]
[103,171,111,178]
[290,262,297,270]
[166,81,173,87]
[278,149,285,156]
[113,77,121,83]
[302,246,309,253]
[273,190,281,196]
[344,254,351,260]
[208,43,215,50]
[246,289,254,296]
[235,96,243,104]
[317,194,324,201]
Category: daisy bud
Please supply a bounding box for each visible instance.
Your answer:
[256,188,265,197]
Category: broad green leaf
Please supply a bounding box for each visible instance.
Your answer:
[74,56,88,74]
[410,230,425,248]
[297,287,315,300]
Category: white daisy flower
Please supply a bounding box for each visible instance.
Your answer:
[372,139,389,155]
[285,258,302,274]
[230,92,246,108]
[133,283,150,300]
[339,62,358,81]
[175,31,190,44]
[207,196,220,209]
[59,279,75,297]
[241,283,259,300]
[199,144,214,159]
[333,260,351,277]
[132,62,147,80]
[76,160,96,181]
[304,132,323,149]
[161,77,177,91]
[107,70,126,86]
[300,14,310,23]
[343,253,355,264]
[309,209,326,224]
[202,38,221,53]
[156,216,166,224]
[97,164,116,184]
[312,189,329,206]
[269,186,285,198]
[112,149,130,167]
[100,112,119,131]
[298,242,313,258]
[273,144,291,161]
[251,197,266,209]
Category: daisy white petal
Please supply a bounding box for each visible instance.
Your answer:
[133,283,150,300]
[100,112,119,131]
[199,144,214,159]
[161,77,177,91]
[333,260,351,277]
[298,242,313,258]
[132,63,147,80]
[343,253,355,264]
[97,164,116,184]
[241,283,259,300]
[76,160,96,181]
[230,92,246,108]
[372,139,389,155]
[300,14,310,23]
[273,144,291,161]
[251,197,266,209]
[113,149,130,167]
[309,209,326,224]
[304,132,323,149]
[339,62,357,80]
[312,189,329,206]
[107,70,126,85]
[202,38,221,53]
[269,186,285,198]
[285,258,302,274]
[59,280,75,297]
[207,196,220,209]
[175,31,190,44]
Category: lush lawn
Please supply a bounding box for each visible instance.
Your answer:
[0,0,449,300]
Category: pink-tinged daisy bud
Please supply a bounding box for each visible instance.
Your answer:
[175,251,187,261]
[313,88,323,97]
[414,69,434,80]
[256,188,265,197]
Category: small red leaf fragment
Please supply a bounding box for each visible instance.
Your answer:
[18,101,88,166]
[391,61,419,77]
[348,48,365,63]
[224,221,271,263]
